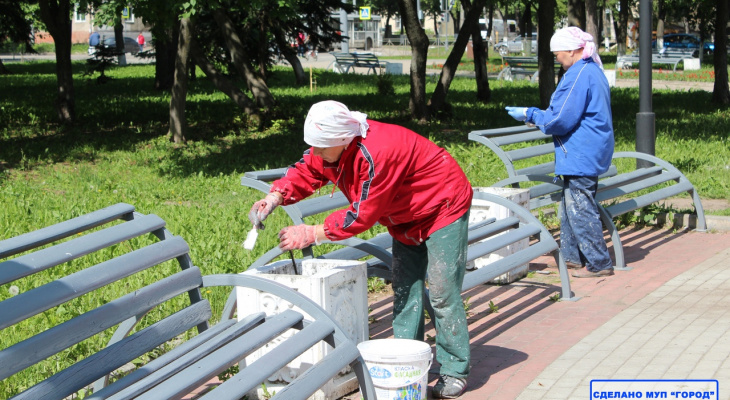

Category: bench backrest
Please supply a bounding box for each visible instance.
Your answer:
[0,203,208,399]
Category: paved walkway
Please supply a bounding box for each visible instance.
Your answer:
[363,226,730,399]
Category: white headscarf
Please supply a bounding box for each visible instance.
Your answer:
[303,101,369,148]
[550,27,603,70]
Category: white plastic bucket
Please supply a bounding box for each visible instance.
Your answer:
[357,339,432,400]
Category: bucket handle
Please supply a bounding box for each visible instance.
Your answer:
[372,361,433,390]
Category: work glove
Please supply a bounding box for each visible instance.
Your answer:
[505,106,528,122]
[248,193,282,229]
[278,224,319,251]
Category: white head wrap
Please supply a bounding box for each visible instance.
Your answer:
[550,27,603,70]
[303,101,369,148]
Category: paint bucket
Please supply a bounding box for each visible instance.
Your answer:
[357,339,432,400]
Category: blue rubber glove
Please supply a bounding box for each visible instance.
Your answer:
[505,107,528,122]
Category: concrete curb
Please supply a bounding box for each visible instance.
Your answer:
[654,213,730,232]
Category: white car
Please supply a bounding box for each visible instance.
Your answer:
[494,36,538,56]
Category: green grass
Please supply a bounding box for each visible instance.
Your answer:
[1,59,729,395]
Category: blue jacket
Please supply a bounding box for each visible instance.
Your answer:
[525,58,614,177]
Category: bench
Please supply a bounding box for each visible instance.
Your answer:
[331,52,386,74]
[468,125,708,270]
[616,48,696,72]
[497,56,562,83]
[241,169,577,301]
[0,203,376,400]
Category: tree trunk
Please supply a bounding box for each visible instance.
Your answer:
[537,0,556,109]
[398,0,430,122]
[567,0,585,29]
[615,0,628,56]
[211,9,275,109]
[0,59,11,75]
[428,0,488,116]
[712,0,730,104]
[154,24,178,90]
[472,23,491,102]
[656,0,665,50]
[275,36,306,85]
[190,40,263,128]
[38,0,75,123]
[585,0,599,45]
[169,17,192,144]
[114,22,127,66]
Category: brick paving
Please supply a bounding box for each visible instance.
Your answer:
[364,227,730,399]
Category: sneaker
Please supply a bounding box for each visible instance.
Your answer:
[571,268,614,278]
[433,375,467,399]
[546,259,583,269]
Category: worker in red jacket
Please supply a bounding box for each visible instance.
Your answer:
[248,100,473,398]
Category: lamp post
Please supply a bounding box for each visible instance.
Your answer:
[636,0,655,168]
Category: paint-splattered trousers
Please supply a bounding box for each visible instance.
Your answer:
[391,211,470,379]
[559,175,613,272]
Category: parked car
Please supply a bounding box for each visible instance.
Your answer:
[652,33,714,58]
[89,37,141,56]
[493,36,538,56]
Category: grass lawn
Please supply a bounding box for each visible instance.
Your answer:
[0,59,728,397]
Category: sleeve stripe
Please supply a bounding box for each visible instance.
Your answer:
[343,142,375,229]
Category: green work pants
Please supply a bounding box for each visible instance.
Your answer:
[391,211,470,379]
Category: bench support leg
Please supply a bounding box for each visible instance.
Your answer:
[598,207,632,271]
[553,250,580,301]
[690,188,708,232]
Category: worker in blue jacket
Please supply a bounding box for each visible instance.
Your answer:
[505,26,614,278]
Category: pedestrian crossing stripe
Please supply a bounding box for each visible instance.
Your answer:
[359,7,371,20]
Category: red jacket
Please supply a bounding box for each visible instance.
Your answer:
[270,120,473,245]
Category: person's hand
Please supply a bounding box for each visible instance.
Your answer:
[248,193,282,228]
[278,224,318,251]
[505,106,528,122]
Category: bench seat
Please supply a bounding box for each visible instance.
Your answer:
[0,203,376,400]
[470,125,707,270]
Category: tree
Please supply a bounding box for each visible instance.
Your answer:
[537,0,556,108]
[428,0,488,116]
[712,0,729,104]
[398,0,431,122]
[585,0,599,45]
[0,0,36,74]
[613,0,630,56]
[169,17,192,143]
[567,0,585,28]
[38,0,75,123]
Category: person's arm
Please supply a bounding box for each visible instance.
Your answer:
[526,65,591,137]
[270,150,330,205]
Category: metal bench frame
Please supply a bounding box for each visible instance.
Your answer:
[498,56,561,83]
[0,203,376,400]
[331,52,385,74]
[616,48,697,72]
[468,125,707,270]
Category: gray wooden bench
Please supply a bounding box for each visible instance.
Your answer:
[331,52,385,74]
[241,169,577,301]
[616,48,696,72]
[468,125,708,270]
[497,56,561,83]
[0,203,376,400]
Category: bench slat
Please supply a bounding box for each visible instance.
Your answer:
[515,161,556,176]
[243,168,288,181]
[597,166,665,192]
[14,300,213,400]
[270,343,362,400]
[604,181,694,218]
[135,317,332,400]
[597,170,682,202]
[0,236,190,330]
[467,224,542,263]
[87,318,241,399]
[463,240,556,292]
[0,267,203,381]
[467,216,520,245]
[0,214,167,285]
[505,142,555,162]
[106,311,301,400]
[296,191,350,218]
[0,203,136,259]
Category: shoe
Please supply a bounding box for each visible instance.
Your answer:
[433,375,467,398]
[546,259,583,269]
[571,268,614,278]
